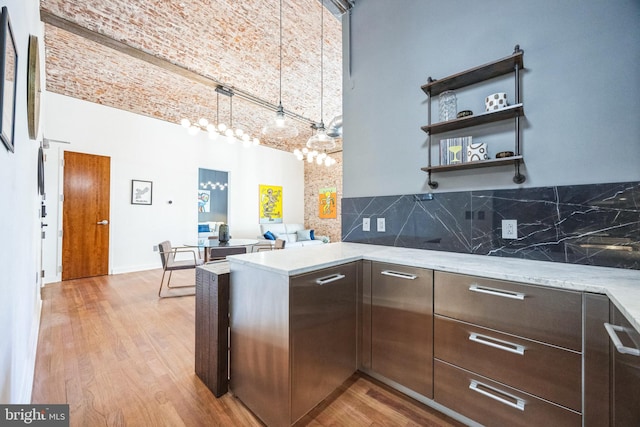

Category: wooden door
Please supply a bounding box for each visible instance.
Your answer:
[62,151,111,280]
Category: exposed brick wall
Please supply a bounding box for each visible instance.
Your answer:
[41,0,343,231]
[304,152,342,242]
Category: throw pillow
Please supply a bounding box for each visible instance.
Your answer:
[263,230,276,240]
[296,229,314,241]
[198,224,210,232]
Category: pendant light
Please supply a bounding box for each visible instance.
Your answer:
[306,1,336,150]
[262,0,299,141]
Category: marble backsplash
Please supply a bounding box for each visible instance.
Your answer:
[341,181,640,270]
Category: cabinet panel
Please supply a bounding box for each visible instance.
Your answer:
[584,293,610,427]
[609,303,640,426]
[434,360,581,427]
[434,315,581,411]
[290,262,357,424]
[434,271,582,351]
[371,262,433,397]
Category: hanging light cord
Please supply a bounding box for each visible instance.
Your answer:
[279,0,283,106]
[320,1,324,124]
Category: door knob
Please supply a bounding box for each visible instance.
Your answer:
[97,220,109,225]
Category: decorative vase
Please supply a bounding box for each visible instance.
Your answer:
[218,224,230,243]
[438,90,457,121]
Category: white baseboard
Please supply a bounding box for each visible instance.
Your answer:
[16,299,42,403]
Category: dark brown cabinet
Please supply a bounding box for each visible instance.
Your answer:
[607,303,640,426]
[370,262,433,398]
[434,271,586,426]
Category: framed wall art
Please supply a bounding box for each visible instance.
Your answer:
[259,184,282,224]
[318,187,337,219]
[0,6,18,153]
[131,179,153,205]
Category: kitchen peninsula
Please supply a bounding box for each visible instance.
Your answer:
[226,242,640,426]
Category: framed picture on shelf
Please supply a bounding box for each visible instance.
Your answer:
[0,7,18,153]
[131,179,153,205]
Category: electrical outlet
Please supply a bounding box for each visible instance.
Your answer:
[502,219,517,239]
[377,217,386,232]
[362,218,370,231]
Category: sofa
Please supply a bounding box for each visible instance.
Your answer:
[259,223,329,248]
[198,221,225,240]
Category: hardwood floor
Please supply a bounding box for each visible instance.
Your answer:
[32,269,463,427]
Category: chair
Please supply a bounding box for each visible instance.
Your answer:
[274,238,286,250]
[158,240,204,298]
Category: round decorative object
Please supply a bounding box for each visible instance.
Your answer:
[27,35,41,140]
[496,151,515,159]
[485,92,508,111]
[456,110,473,118]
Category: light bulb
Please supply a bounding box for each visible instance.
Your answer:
[275,111,286,128]
[225,129,234,138]
[316,156,323,165]
[324,157,331,166]
[253,138,260,146]
[242,134,250,142]
[307,156,314,163]
[181,118,191,128]
[293,149,301,156]
[198,118,209,127]
[302,147,309,154]
[206,124,216,133]
[235,128,244,137]
[218,123,227,132]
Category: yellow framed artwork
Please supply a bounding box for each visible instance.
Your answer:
[259,184,283,224]
[318,187,337,219]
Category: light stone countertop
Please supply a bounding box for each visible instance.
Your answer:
[227,242,640,333]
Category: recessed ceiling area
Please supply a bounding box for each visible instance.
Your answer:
[40,0,345,153]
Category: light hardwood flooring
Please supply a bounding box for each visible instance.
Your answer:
[32,269,463,427]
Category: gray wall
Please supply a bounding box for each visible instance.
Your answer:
[343,0,640,197]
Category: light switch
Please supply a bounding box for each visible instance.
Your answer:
[377,218,386,232]
[362,218,370,231]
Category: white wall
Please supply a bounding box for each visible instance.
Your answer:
[343,0,640,197]
[0,0,43,404]
[42,92,304,282]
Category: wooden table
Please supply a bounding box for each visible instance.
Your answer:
[187,238,259,262]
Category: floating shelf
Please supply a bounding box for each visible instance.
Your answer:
[421,156,523,173]
[421,51,524,97]
[421,104,524,136]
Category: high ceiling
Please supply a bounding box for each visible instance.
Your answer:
[39,0,344,153]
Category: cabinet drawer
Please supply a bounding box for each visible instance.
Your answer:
[434,360,581,427]
[434,271,582,351]
[434,316,581,411]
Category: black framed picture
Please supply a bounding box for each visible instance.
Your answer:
[0,7,17,153]
[131,179,153,205]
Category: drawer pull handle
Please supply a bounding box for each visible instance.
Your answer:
[469,333,525,356]
[469,284,525,300]
[469,380,526,411]
[381,270,417,280]
[604,323,640,356]
[315,274,346,285]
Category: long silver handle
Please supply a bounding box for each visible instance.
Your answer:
[381,270,417,280]
[97,220,109,225]
[604,323,640,356]
[469,380,526,411]
[469,284,525,300]
[315,273,346,285]
[469,333,525,356]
